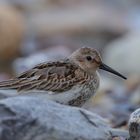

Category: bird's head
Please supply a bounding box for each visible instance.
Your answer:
[69,47,127,79]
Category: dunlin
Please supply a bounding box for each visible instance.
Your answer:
[0,47,127,106]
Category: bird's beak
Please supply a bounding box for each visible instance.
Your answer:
[99,63,127,80]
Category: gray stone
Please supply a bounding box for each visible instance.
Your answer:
[0,96,129,140]
[103,32,140,76]
[128,108,140,140]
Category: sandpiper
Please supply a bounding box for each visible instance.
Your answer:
[0,47,127,106]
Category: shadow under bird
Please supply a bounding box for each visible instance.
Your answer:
[0,47,127,106]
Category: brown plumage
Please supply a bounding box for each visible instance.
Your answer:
[0,61,88,92]
[0,47,126,106]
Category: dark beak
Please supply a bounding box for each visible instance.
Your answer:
[99,63,127,80]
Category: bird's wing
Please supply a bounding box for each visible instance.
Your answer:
[0,61,87,93]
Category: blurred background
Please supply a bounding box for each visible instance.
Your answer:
[0,0,139,130]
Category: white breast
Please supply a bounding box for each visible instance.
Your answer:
[0,85,83,103]
[44,85,84,104]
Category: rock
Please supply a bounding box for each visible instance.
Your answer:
[0,96,129,140]
[103,32,140,77]
[0,4,24,62]
[128,108,140,140]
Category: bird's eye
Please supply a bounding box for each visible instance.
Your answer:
[86,56,92,61]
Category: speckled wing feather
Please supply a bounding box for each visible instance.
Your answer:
[0,60,87,93]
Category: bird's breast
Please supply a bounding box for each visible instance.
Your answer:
[67,72,100,106]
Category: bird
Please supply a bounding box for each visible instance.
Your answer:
[0,47,127,106]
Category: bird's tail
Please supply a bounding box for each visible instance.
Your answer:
[0,79,21,89]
